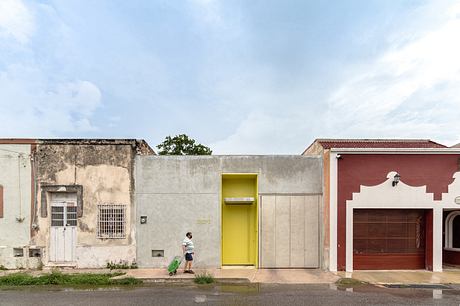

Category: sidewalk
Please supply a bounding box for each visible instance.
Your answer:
[337,269,460,285]
[0,268,339,284]
[119,268,340,284]
[4,267,460,285]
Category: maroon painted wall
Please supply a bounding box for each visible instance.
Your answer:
[337,154,460,271]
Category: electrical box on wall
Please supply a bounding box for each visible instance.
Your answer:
[140,216,147,224]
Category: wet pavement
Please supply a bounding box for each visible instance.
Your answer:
[1,283,460,305]
[338,269,460,285]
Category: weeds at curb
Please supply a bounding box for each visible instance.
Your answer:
[336,278,368,287]
[0,270,142,287]
[194,272,215,284]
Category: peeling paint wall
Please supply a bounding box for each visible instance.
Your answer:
[33,144,137,268]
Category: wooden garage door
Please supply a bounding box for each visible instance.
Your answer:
[260,195,319,268]
[353,209,426,270]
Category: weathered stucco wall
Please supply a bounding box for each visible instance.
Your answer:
[0,144,34,269]
[33,144,137,268]
[135,155,322,268]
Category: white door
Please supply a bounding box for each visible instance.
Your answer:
[50,201,77,262]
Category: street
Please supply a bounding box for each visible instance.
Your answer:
[1,283,460,306]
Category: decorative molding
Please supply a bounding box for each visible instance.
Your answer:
[349,171,436,208]
[442,172,460,208]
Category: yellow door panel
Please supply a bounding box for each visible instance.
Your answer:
[222,205,250,264]
[222,174,258,266]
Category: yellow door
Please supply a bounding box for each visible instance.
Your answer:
[222,174,257,266]
[222,205,251,264]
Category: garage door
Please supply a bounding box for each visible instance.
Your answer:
[260,195,320,268]
[353,209,427,270]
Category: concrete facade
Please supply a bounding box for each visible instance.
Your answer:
[135,155,322,269]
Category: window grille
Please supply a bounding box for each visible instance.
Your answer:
[51,206,64,226]
[97,204,126,239]
[67,206,77,226]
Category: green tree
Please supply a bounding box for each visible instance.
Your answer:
[157,134,212,155]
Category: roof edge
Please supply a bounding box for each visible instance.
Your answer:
[330,148,460,153]
[0,138,155,155]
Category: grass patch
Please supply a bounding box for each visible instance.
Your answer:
[0,271,142,287]
[194,272,215,285]
[336,278,368,287]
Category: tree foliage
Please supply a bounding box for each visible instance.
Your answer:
[157,134,212,155]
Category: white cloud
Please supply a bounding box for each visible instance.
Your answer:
[211,0,460,153]
[0,0,34,43]
[188,0,223,25]
[326,1,460,145]
[0,1,102,137]
[0,65,102,137]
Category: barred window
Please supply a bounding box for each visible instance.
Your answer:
[97,204,126,239]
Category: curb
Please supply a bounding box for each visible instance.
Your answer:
[130,278,251,284]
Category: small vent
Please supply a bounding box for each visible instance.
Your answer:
[29,248,42,258]
[13,248,24,257]
[152,250,164,257]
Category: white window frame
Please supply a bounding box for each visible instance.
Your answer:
[445,211,460,252]
[97,204,126,239]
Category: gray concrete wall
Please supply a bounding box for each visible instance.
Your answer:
[135,155,322,268]
[260,195,320,268]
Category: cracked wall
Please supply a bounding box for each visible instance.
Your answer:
[33,143,137,268]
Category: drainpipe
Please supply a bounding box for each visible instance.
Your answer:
[16,154,25,223]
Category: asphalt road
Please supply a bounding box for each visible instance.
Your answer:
[1,283,460,306]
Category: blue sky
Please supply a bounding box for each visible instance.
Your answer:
[1,0,460,153]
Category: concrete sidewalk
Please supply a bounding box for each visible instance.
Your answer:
[4,267,460,285]
[338,270,460,285]
[0,268,340,284]
[120,268,340,284]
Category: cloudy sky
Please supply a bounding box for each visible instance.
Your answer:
[1,0,460,153]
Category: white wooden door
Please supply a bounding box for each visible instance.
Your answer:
[50,201,77,262]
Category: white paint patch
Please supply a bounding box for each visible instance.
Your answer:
[194,295,207,303]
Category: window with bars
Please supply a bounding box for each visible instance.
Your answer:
[97,204,126,239]
[51,204,77,227]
